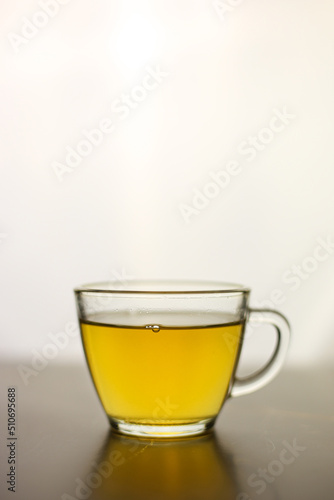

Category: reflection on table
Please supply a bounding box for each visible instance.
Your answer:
[88,430,238,500]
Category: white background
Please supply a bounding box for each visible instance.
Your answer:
[1,0,334,369]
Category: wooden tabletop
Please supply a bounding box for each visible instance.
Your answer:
[0,363,333,500]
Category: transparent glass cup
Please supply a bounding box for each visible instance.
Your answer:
[74,281,290,438]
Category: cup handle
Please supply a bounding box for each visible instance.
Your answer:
[230,309,291,398]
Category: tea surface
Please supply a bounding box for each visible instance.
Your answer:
[81,315,243,424]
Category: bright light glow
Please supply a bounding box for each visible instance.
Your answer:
[113,15,159,70]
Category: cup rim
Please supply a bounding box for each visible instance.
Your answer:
[74,280,251,295]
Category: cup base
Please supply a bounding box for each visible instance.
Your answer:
[108,417,215,438]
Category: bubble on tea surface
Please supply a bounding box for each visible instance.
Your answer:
[145,325,161,333]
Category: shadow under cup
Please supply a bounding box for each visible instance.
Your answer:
[74,281,290,438]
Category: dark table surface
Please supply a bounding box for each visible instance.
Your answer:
[0,362,333,500]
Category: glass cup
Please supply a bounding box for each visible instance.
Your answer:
[74,281,290,438]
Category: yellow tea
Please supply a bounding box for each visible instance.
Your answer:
[80,313,244,425]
